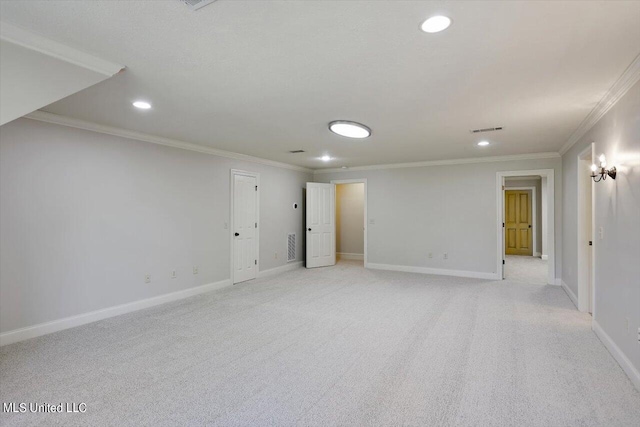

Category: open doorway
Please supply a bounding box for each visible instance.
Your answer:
[332,179,367,267]
[497,169,555,285]
[503,177,546,285]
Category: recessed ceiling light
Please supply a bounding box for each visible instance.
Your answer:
[477,141,490,147]
[321,155,332,162]
[329,121,371,139]
[133,101,152,109]
[421,16,452,33]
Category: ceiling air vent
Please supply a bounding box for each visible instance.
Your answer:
[289,150,305,154]
[180,0,217,11]
[470,126,504,134]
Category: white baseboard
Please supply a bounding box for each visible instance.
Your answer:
[561,280,579,309]
[592,320,640,391]
[0,279,231,347]
[534,251,542,257]
[541,254,548,260]
[367,263,499,280]
[337,252,364,261]
[258,261,303,278]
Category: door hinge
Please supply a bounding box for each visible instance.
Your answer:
[503,259,505,265]
[255,185,258,191]
[502,222,505,227]
[255,260,257,265]
[589,241,592,246]
[255,222,258,228]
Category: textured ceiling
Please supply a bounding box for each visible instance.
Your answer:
[1,0,639,169]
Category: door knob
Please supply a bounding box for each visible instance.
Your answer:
[528,224,532,228]
[234,232,240,236]
[308,228,311,231]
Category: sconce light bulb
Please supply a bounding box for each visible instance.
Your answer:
[591,164,597,172]
[599,154,606,166]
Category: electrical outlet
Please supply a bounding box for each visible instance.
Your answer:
[369,218,375,225]
[193,266,198,275]
[599,226,604,240]
[224,222,228,229]
[144,275,151,283]
[637,327,640,343]
[171,270,177,279]
[443,253,448,260]
[625,317,630,332]
[428,253,433,259]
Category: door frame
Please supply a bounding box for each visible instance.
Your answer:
[577,143,595,314]
[496,169,555,285]
[503,186,537,256]
[230,169,260,284]
[330,179,368,266]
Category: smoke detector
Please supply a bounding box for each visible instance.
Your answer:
[180,0,217,11]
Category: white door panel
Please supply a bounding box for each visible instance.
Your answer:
[306,183,335,268]
[233,174,257,283]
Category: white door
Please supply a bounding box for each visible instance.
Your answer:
[306,183,336,268]
[233,173,257,283]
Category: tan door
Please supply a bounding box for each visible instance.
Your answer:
[505,190,533,255]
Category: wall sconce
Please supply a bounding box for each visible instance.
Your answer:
[591,154,616,182]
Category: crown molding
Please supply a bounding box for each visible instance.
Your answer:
[559,53,640,156]
[0,21,124,76]
[23,111,558,176]
[313,152,560,174]
[24,111,313,174]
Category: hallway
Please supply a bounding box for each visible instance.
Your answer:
[505,255,548,285]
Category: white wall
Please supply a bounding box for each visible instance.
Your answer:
[541,176,548,258]
[316,157,562,278]
[0,40,110,126]
[0,118,311,334]
[336,183,364,256]
[504,177,543,255]
[562,80,640,379]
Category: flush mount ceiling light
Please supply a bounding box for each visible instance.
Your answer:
[321,155,331,162]
[132,101,151,109]
[477,141,490,147]
[328,121,371,139]
[421,15,452,33]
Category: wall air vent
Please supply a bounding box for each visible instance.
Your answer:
[470,126,504,134]
[287,233,296,262]
[289,150,305,153]
[180,0,217,11]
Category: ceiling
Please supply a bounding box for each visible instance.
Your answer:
[1,0,639,169]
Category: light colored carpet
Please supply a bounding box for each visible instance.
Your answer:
[1,260,639,426]
[505,255,548,285]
